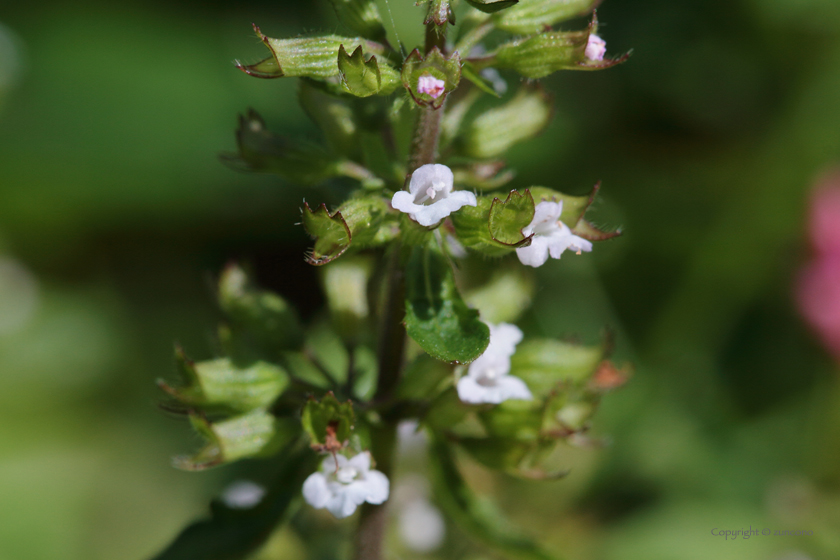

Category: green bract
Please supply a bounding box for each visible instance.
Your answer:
[451,190,535,256]
[456,85,553,159]
[401,47,462,108]
[237,26,387,80]
[404,245,490,363]
[337,45,400,97]
[302,196,392,265]
[493,0,601,34]
[530,183,622,240]
[175,410,296,470]
[301,392,356,447]
[509,338,605,396]
[327,0,389,44]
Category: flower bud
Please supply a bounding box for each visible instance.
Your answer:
[337,45,400,97]
[401,47,461,108]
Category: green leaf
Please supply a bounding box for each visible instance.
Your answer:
[429,438,562,560]
[301,392,356,447]
[174,410,297,470]
[493,0,600,34]
[220,110,345,185]
[450,190,535,256]
[401,47,461,108]
[337,45,400,97]
[298,80,361,158]
[464,267,535,324]
[509,338,605,396]
[404,245,490,364]
[218,264,304,354]
[153,445,314,560]
[159,352,289,413]
[327,0,389,43]
[456,85,552,159]
[464,0,520,13]
[237,25,386,80]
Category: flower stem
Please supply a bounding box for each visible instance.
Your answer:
[352,19,449,560]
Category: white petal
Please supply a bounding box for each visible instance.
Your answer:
[413,191,477,227]
[516,235,551,267]
[524,201,563,236]
[391,190,423,215]
[347,451,371,474]
[360,470,390,505]
[409,164,453,197]
[302,472,331,509]
[488,323,523,355]
[467,350,511,379]
[568,234,593,253]
[326,488,359,519]
[496,375,533,401]
[457,376,496,404]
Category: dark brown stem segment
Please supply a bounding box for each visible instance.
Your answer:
[352,16,449,560]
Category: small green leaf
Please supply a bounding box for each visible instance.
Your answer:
[159,353,289,413]
[327,0,389,43]
[301,392,356,447]
[464,0,520,13]
[450,190,535,256]
[218,264,304,354]
[429,437,562,560]
[302,203,352,265]
[401,47,461,108]
[174,410,296,470]
[404,245,490,364]
[509,338,604,396]
[456,85,552,159]
[464,267,535,324]
[153,446,314,560]
[237,25,386,80]
[493,0,600,34]
[337,45,400,97]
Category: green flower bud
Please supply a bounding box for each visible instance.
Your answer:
[327,0,389,44]
[493,0,600,34]
[159,350,290,413]
[464,0,520,13]
[174,410,296,470]
[456,85,553,159]
[401,47,461,108]
[337,45,400,97]
[237,25,387,80]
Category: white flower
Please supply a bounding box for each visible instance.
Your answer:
[417,74,446,99]
[516,201,593,268]
[391,164,477,227]
[302,452,389,519]
[585,34,607,62]
[457,322,533,404]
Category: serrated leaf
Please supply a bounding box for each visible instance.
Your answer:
[237,25,386,80]
[450,190,534,256]
[429,438,562,560]
[328,0,389,43]
[493,0,601,34]
[404,245,490,364]
[218,264,304,355]
[337,45,400,97]
[159,353,289,413]
[301,392,355,447]
[152,446,314,560]
[509,339,605,396]
[174,410,296,470]
[401,47,461,108]
[464,0,520,13]
[456,85,552,159]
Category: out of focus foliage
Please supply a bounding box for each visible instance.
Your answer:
[1,0,840,559]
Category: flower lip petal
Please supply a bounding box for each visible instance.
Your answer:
[302,472,330,509]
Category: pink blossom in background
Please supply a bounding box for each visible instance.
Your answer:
[796,168,840,361]
[808,170,840,256]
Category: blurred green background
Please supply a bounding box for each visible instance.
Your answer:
[2,0,840,559]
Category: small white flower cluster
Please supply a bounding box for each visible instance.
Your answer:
[302,451,389,519]
[457,322,533,404]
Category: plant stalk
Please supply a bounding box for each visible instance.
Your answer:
[352,18,449,560]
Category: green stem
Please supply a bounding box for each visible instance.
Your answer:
[352,17,449,560]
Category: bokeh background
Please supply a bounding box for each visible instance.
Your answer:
[2,0,840,559]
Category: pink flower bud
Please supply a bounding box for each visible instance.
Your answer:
[585,34,607,62]
[808,169,840,256]
[417,74,445,99]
